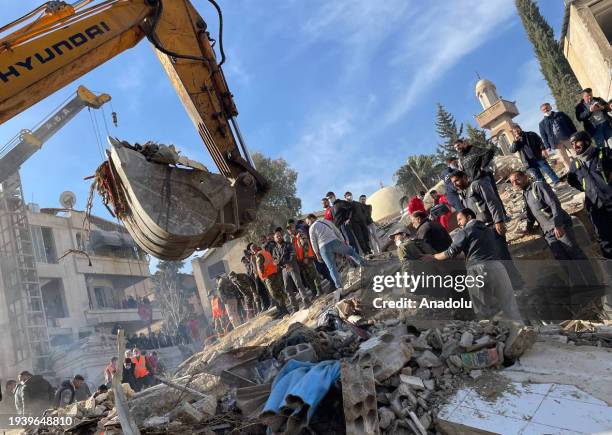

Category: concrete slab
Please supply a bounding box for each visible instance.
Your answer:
[436,380,612,435]
[501,341,612,406]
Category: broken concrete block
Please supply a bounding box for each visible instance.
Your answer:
[168,402,204,425]
[192,395,217,416]
[341,361,380,435]
[94,393,109,405]
[279,342,318,363]
[378,407,395,430]
[470,369,483,379]
[423,379,435,391]
[400,367,413,376]
[414,368,431,380]
[143,416,169,428]
[415,350,442,368]
[398,375,424,390]
[357,331,414,382]
[460,331,473,348]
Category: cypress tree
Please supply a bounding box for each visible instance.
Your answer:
[515,0,581,123]
[435,103,463,163]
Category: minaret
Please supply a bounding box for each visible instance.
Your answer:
[474,78,519,155]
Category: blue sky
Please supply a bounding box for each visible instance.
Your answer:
[2,0,564,241]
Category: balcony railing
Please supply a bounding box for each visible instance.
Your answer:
[475,99,519,128]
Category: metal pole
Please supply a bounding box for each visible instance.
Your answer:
[229,117,255,168]
[407,161,428,191]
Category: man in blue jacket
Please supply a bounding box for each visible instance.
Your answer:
[441,157,463,211]
[539,103,576,171]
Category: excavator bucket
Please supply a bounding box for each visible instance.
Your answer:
[100,138,243,260]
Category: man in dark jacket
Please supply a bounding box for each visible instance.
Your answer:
[510,170,596,287]
[360,194,381,253]
[409,211,452,252]
[575,88,612,148]
[453,138,496,182]
[567,131,612,259]
[272,228,312,307]
[510,124,560,186]
[345,191,371,254]
[441,158,463,211]
[425,208,522,321]
[451,170,524,289]
[326,191,359,252]
[122,358,137,391]
[17,371,54,416]
[539,103,576,170]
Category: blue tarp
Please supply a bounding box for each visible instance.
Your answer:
[262,359,341,424]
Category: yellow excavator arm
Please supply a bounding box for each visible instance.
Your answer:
[0,0,266,258]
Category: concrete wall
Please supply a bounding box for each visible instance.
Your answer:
[192,238,248,318]
[564,2,612,101]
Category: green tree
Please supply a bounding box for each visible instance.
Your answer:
[394,155,446,197]
[466,123,493,149]
[151,260,190,334]
[247,152,302,241]
[435,103,463,163]
[515,0,581,124]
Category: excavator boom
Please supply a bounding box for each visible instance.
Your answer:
[0,0,266,258]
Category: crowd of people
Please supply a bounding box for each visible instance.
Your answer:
[208,192,382,332]
[0,372,109,418]
[209,89,610,328]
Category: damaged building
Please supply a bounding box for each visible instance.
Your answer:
[0,186,160,383]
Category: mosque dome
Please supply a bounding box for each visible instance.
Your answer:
[367,186,404,222]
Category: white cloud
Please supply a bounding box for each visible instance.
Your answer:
[384,0,516,124]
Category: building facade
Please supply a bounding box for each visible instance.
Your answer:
[192,238,248,318]
[561,0,612,101]
[0,203,161,381]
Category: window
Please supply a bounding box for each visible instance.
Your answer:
[591,0,612,44]
[31,226,57,263]
[207,260,226,280]
[41,279,68,323]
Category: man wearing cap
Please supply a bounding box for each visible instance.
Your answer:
[228,271,262,319]
[389,227,435,271]
[575,88,612,148]
[567,131,612,259]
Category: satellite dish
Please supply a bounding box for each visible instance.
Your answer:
[60,191,77,209]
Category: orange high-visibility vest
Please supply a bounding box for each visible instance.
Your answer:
[293,235,314,261]
[132,355,149,378]
[257,250,277,280]
[211,297,224,319]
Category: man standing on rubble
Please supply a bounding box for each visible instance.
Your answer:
[326,191,359,252]
[215,275,243,328]
[291,226,323,297]
[450,170,524,289]
[251,243,296,316]
[359,194,381,254]
[567,131,612,259]
[345,191,371,255]
[441,157,463,211]
[539,102,576,171]
[424,208,523,320]
[228,271,262,318]
[306,214,366,290]
[510,124,561,186]
[510,170,590,262]
[131,348,152,392]
[272,228,312,308]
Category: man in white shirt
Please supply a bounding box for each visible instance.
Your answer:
[305,214,365,289]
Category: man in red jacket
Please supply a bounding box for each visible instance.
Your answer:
[407,191,426,214]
